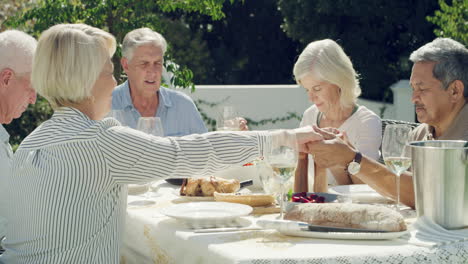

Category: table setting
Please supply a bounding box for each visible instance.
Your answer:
[120,131,468,264]
[121,175,468,264]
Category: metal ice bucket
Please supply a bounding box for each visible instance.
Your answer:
[409,140,468,229]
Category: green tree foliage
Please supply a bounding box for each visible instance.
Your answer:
[4,0,232,86]
[277,0,439,101]
[176,0,300,84]
[0,0,34,31]
[3,0,234,146]
[428,0,468,45]
[162,18,215,84]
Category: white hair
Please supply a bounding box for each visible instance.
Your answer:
[410,38,468,97]
[32,24,116,108]
[122,28,167,61]
[293,39,361,108]
[0,30,37,74]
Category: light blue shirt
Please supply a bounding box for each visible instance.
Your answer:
[0,125,12,240]
[112,81,207,136]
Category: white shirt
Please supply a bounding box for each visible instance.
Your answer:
[0,125,12,242]
[300,105,382,187]
[0,107,269,263]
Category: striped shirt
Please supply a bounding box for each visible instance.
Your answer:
[0,107,268,263]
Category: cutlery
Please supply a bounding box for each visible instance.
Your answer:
[257,219,388,233]
[307,224,388,233]
[239,179,253,189]
[165,178,253,189]
[165,177,187,186]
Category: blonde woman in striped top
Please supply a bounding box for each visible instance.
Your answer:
[0,24,322,263]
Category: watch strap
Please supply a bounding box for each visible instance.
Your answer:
[346,151,362,175]
[353,151,362,164]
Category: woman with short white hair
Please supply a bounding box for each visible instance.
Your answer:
[293,39,382,190]
[0,24,322,263]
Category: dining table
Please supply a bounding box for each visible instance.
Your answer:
[120,180,468,264]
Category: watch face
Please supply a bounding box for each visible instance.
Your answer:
[348,161,361,175]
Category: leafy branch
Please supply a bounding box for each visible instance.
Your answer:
[195,98,302,131]
[427,0,468,45]
[245,112,302,127]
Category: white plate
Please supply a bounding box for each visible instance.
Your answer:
[161,202,253,228]
[279,229,409,240]
[329,184,392,204]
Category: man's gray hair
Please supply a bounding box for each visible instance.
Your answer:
[0,30,37,74]
[122,28,167,61]
[410,38,468,97]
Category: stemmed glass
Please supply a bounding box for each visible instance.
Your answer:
[217,106,240,131]
[108,110,133,127]
[134,117,165,202]
[264,132,298,219]
[137,117,165,137]
[257,159,282,202]
[382,124,412,211]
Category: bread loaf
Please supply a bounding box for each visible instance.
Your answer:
[285,203,406,232]
[180,176,240,197]
[214,192,275,207]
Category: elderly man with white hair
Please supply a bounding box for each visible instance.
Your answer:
[0,30,37,252]
[112,28,210,136]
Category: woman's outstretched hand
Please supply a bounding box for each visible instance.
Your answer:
[291,126,323,153]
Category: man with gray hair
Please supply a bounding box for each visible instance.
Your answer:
[409,38,467,141]
[112,28,208,136]
[305,38,467,208]
[0,29,37,252]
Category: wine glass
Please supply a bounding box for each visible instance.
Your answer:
[216,106,240,131]
[257,159,282,201]
[108,110,134,127]
[135,117,165,200]
[382,124,412,211]
[264,132,298,219]
[137,117,165,137]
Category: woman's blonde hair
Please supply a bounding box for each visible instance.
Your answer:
[32,24,116,108]
[293,39,361,108]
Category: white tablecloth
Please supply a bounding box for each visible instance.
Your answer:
[120,180,468,264]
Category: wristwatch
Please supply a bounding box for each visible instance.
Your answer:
[346,151,362,175]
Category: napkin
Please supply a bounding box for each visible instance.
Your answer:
[404,216,468,248]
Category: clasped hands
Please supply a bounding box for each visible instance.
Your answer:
[294,125,356,169]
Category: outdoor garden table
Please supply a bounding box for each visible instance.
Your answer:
[120,180,468,264]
